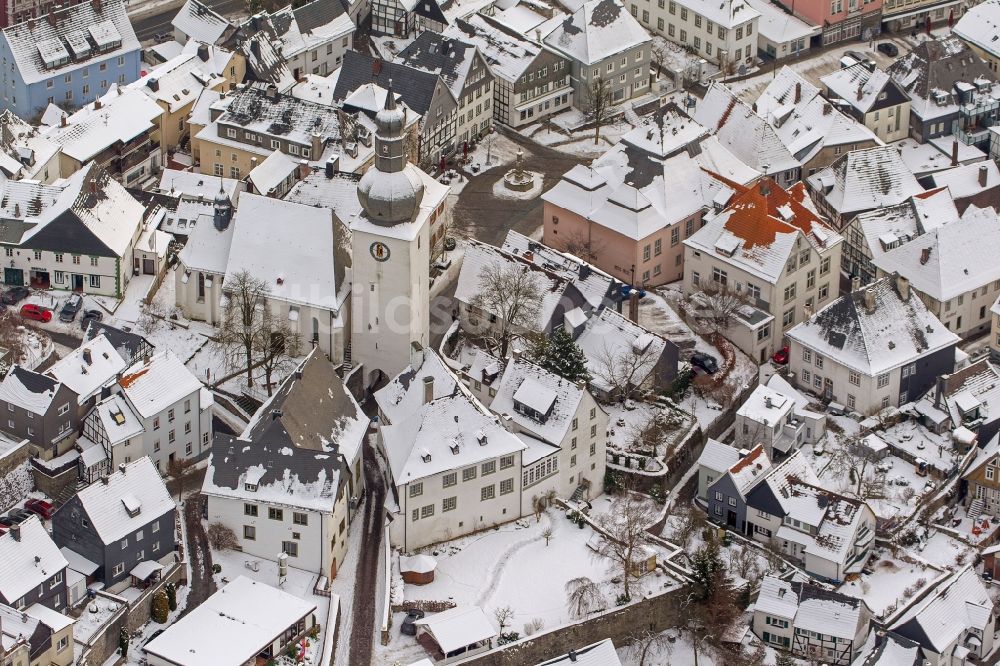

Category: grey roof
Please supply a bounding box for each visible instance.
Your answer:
[334,50,443,116]
[220,84,342,142]
[412,0,446,26]
[396,32,478,99]
[888,36,997,103]
[82,322,153,365]
[293,0,348,33]
[8,366,58,397]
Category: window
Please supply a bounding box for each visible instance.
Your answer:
[443,496,457,511]
[152,521,160,533]
[815,354,823,369]
[442,472,457,487]
[784,284,796,303]
[463,466,476,481]
[57,635,68,652]
[282,541,299,557]
[877,373,890,388]
[782,308,795,327]
[482,460,496,475]
[820,256,831,275]
[268,507,283,520]
[112,563,124,577]
[849,370,860,386]
[712,267,728,285]
[500,478,513,495]
[882,395,891,409]
[89,275,100,289]
[409,482,423,497]
[847,394,856,409]
[715,491,723,501]
[671,227,680,246]
[481,484,496,500]
[243,525,256,540]
[244,503,258,516]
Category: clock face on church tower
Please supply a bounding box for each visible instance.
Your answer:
[370,241,391,262]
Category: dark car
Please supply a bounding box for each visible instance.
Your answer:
[690,352,719,374]
[0,516,17,527]
[772,346,790,365]
[400,609,425,636]
[877,42,899,57]
[843,50,875,69]
[7,508,34,523]
[2,286,29,305]
[80,309,104,331]
[153,32,170,42]
[24,499,54,519]
[59,293,83,322]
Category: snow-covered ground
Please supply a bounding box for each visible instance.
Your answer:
[519,108,635,158]
[617,630,721,665]
[913,530,975,570]
[74,597,125,646]
[463,132,523,175]
[878,420,958,473]
[491,171,545,200]
[838,549,941,618]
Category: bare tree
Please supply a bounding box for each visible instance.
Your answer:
[167,457,200,503]
[669,505,705,551]
[827,434,882,498]
[728,546,760,583]
[651,41,670,80]
[542,527,554,546]
[253,308,301,397]
[470,261,543,359]
[584,76,615,145]
[559,229,603,264]
[594,492,659,600]
[207,523,240,550]
[565,576,604,618]
[493,606,514,635]
[523,618,545,636]
[690,287,745,340]
[215,271,270,387]
[627,629,674,666]
[592,342,657,403]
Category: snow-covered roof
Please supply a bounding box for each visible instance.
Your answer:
[673,0,759,27]
[746,449,820,517]
[954,0,1000,58]
[684,178,840,283]
[400,554,437,574]
[536,639,623,665]
[0,516,67,604]
[2,0,139,85]
[822,63,899,113]
[738,385,794,427]
[929,161,1000,201]
[934,359,1000,429]
[542,0,649,66]
[446,14,552,83]
[757,575,867,638]
[171,0,232,44]
[755,576,798,618]
[375,349,459,426]
[118,350,204,419]
[892,566,993,654]
[807,145,923,219]
[47,333,127,404]
[872,205,1000,302]
[853,188,958,270]
[59,546,98,575]
[0,111,61,181]
[42,87,163,164]
[776,480,871,565]
[132,53,226,113]
[395,31,483,101]
[382,390,525,485]
[247,150,298,196]
[726,444,771,494]
[894,138,985,177]
[24,602,73,633]
[491,356,586,446]
[89,393,144,446]
[574,307,668,393]
[0,366,62,416]
[697,438,741,473]
[71,457,174,545]
[744,0,817,44]
[177,209,234,275]
[157,168,239,204]
[224,193,348,311]
[413,606,497,654]
[144,576,317,666]
[788,276,958,377]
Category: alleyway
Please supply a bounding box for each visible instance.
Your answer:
[178,494,216,618]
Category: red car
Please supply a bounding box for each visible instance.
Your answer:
[19,304,51,322]
[24,499,54,519]
[772,346,790,365]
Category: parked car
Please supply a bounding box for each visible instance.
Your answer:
[690,352,719,374]
[0,516,17,527]
[401,609,425,635]
[59,293,83,322]
[843,50,875,69]
[7,508,34,523]
[877,42,899,57]
[24,499,54,520]
[772,346,790,365]
[80,309,104,331]
[19,304,51,323]
[2,286,29,304]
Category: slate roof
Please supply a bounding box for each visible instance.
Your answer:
[954,0,1000,59]
[70,457,174,545]
[853,188,958,270]
[822,62,905,113]
[374,348,458,426]
[0,517,66,605]
[756,575,868,639]
[1,0,139,85]
[446,14,550,83]
[697,438,741,473]
[543,0,650,66]
[745,449,819,517]
[172,0,233,45]
[0,366,61,415]
[491,356,587,445]
[892,566,994,654]
[334,50,447,116]
[807,146,923,219]
[82,322,153,365]
[786,276,959,376]
[396,31,481,100]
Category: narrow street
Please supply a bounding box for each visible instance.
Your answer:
[345,444,387,664]
[178,493,217,618]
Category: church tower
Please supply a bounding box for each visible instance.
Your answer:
[350,83,432,386]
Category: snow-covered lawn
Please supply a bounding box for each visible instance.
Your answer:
[913,530,975,570]
[74,597,124,645]
[463,132,523,175]
[838,550,941,618]
[878,420,959,474]
[617,629,722,665]
[519,107,635,158]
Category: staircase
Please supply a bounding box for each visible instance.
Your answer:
[55,479,88,507]
[970,498,985,521]
[342,343,353,371]
[234,393,262,415]
[570,484,587,503]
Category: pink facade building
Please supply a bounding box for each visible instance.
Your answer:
[774,0,882,45]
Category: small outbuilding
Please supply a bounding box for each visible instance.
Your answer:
[400,554,438,585]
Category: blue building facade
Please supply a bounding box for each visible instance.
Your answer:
[0,0,140,120]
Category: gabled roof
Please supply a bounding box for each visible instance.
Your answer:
[82,322,153,365]
[726,444,771,494]
[954,0,1000,59]
[543,0,649,66]
[396,32,482,100]
[737,385,794,426]
[756,575,868,639]
[47,333,127,404]
[88,393,144,446]
[446,14,551,83]
[745,449,820,517]
[787,276,958,376]
[536,639,622,666]
[822,63,903,113]
[118,350,204,418]
[1,0,139,85]
[575,307,669,393]
[807,146,923,218]
[872,205,1000,302]
[697,438,741,473]
[853,188,958,269]
[892,566,993,653]
[0,366,62,416]
[491,356,587,446]
[69,457,174,545]
[132,53,226,113]
[172,0,233,44]
[374,348,458,426]
[0,516,67,603]
[247,149,298,196]
[684,177,840,283]
[334,50,450,116]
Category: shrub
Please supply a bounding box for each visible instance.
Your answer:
[118,627,129,657]
[497,631,520,645]
[615,593,630,606]
[207,523,240,551]
[151,589,170,623]
[212,563,222,574]
[166,582,177,612]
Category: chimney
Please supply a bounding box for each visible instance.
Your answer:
[628,289,639,323]
[856,83,864,102]
[46,10,55,26]
[59,114,67,128]
[94,98,102,110]
[895,272,910,300]
[147,78,159,92]
[794,82,801,104]
[568,650,577,663]
[265,83,278,100]
[9,524,20,542]
[89,179,97,194]
[422,376,435,404]
[92,0,101,12]
[410,341,424,372]
[372,58,382,76]
[271,409,283,420]
[249,39,261,58]
[27,18,33,29]
[197,43,209,62]
[764,395,772,409]
[579,263,591,281]
[535,28,541,43]
[82,348,92,365]
[738,448,749,459]
[920,247,931,265]
[759,179,770,196]
[101,475,109,485]
[118,463,125,474]
[952,139,959,166]
[324,156,336,178]
[863,288,876,315]
[979,164,989,187]
[297,159,310,180]
[823,103,832,115]
[311,132,323,159]
[751,101,757,113]
[851,276,861,293]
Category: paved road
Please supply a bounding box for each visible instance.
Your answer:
[131,0,244,42]
[346,443,387,665]
[178,493,217,618]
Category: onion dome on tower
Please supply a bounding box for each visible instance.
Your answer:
[357,80,425,225]
[213,179,232,230]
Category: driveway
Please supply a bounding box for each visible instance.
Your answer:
[178,494,216,618]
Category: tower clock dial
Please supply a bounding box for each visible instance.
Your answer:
[370,241,391,262]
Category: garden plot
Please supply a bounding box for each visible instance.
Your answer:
[911,530,975,570]
[876,420,959,474]
[838,550,942,618]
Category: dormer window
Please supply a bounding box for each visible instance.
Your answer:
[244,483,257,492]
